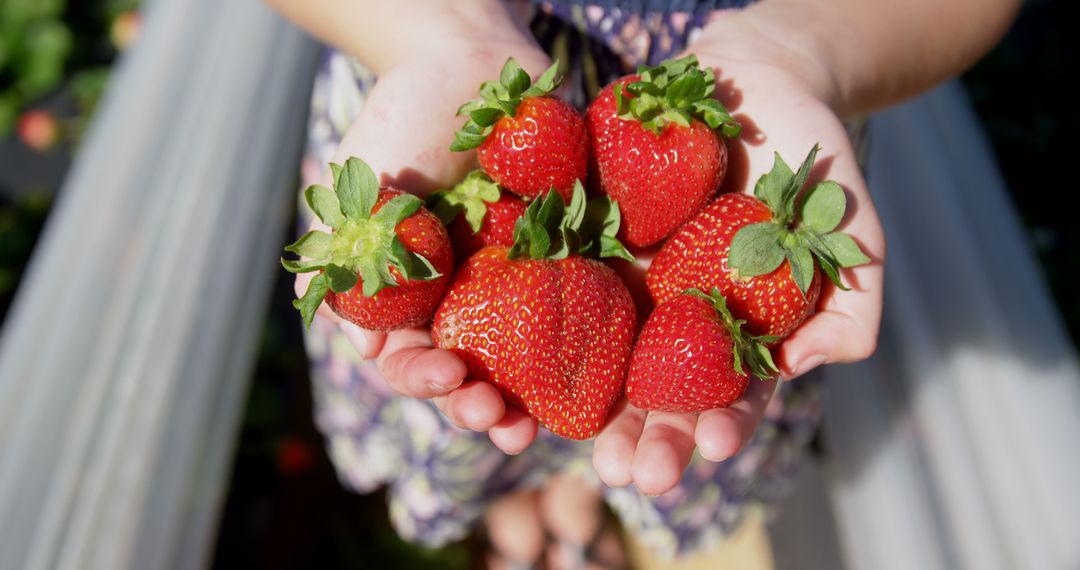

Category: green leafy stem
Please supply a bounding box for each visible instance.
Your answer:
[728,144,872,295]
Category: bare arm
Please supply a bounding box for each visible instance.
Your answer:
[697,0,1022,117]
[264,0,540,74]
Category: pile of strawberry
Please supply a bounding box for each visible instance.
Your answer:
[283,56,870,441]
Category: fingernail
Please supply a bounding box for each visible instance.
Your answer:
[427,381,457,394]
[699,449,728,463]
[793,354,827,377]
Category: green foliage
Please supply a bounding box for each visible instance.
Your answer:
[0,0,138,136]
[0,0,71,133]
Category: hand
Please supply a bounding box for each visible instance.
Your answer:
[295,43,552,455]
[592,34,886,495]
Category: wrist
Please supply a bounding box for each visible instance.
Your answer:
[351,2,546,76]
[689,6,845,114]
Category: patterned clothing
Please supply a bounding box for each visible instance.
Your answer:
[299,2,840,558]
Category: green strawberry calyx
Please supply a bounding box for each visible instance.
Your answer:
[281,157,441,328]
[450,58,562,152]
[508,180,635,263]
[728,144,872,296]
[426,170,502,233]
[685,287,779,380]
[615,54,741,138]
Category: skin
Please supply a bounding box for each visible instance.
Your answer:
[273,0,1019,496]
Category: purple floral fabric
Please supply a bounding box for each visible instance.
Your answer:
[298,2,847,558]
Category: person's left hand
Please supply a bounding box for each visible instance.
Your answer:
[591,45,886,495]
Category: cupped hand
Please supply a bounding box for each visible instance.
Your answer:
[593,45,886,495]
[294,44,551,454]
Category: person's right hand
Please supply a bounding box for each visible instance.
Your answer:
[294,38,553,455]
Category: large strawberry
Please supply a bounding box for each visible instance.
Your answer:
[283,157,452,331]
[451,58,587,202]
[647,145,871,339]
[626,288,777,413]
[586,55,741,248]
[426,170,528,262]
[431,182,636,440]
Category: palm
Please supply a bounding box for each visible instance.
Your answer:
[592,56,885,495]
[296,52,552,453]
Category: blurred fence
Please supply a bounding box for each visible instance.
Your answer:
[822,81,1080,570]
[0,0,317,567]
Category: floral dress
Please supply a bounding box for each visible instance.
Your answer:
[298,0,844,558]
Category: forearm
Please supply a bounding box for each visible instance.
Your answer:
[265,0,540,74]
[697,0,1021,117]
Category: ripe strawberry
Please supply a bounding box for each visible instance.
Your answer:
[432,183,636,440]
[426,170,528,262]
[17,109,59,151]
[626,288,777,413]
[110,10,141,51]
[283,157,452,331]
[647,145,871,339]
[451,58,587,202]
[586,55,741,247]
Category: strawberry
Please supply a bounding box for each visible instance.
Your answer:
[647,145,871,339]
[451,58,587,202]
[431,182,636,440]
[17,109,59,151]
[586,55,741,247]
[283,157,452,331]
[626,288,777,413]
[426,170,528,262]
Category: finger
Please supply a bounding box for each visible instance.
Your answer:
[376,328,466,397]
[432,395,466,430]
[776,259,883,378]
[630,411,697,496]
[442,380,507,431]
[432,382,503,431]
[781,149,885,378]
[432,382,508,432]
[338,321,386,360]
[488,406,539,455]
[695,377,777,461]
[592,400,647,488]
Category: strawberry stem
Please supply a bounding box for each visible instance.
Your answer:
[684,288,778,380]
[450,58,562,152]
[729,144,872,294]
[281,157,441,327]
[615,54,741,137]
[426,170,502,233]
[508,181,634,262]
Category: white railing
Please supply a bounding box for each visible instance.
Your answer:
[0,0,318,567]
[821,81,1080,570]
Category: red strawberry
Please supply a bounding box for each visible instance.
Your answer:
[283,157,452,331]
[626,288,777,413]
[586,55,741,247]
[432,183,636,440]
[17,109,59,151]
[647,145,871,339]
[427,170,528,262]
[451,58,587,202]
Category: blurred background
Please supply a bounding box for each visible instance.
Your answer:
[0,0,1076,569]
